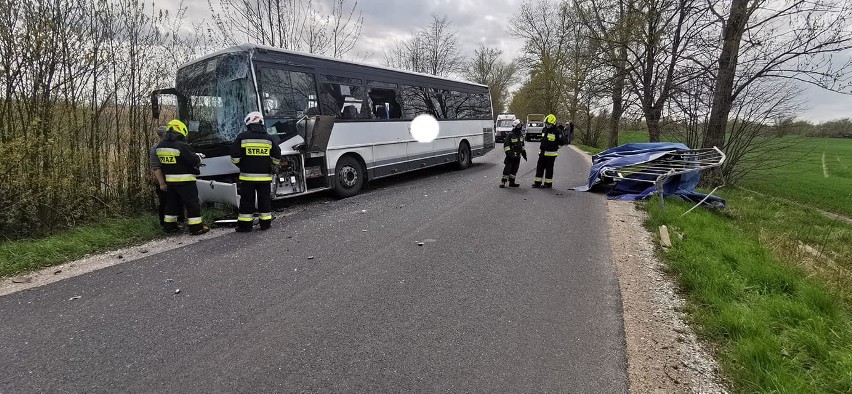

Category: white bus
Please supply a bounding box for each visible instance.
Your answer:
[151,44,495,205]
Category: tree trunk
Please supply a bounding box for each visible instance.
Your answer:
[702,0,750,185]
[609,47,627,148]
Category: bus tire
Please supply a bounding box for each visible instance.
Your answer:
[333,155,365,198]
[455,141,471,170]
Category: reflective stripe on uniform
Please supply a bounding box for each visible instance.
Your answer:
[231,156,240,164]
[504,146,511,151]
[239,173,273,182]
[534,177,542,182]
[511,138,519,142]
[259,213,272,220]
[156,148,180,155]
[163,215,178,223]
[544,179,553,184]
[238,214,254,222]
[543,151,558,157]
[547,134,556,142]
[241,139,272,147]
[165,174,196,182]
[187,217,203,225]
[271,157,281,165]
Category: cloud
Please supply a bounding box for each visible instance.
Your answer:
[158,0,852,122]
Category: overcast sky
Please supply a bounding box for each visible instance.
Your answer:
[172,0,851,123]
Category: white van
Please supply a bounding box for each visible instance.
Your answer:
[525,114,545,141]
[494,113,517,142]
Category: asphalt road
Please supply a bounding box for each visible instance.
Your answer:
[0,145,628,393]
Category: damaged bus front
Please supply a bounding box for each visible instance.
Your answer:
[151,44,495,207]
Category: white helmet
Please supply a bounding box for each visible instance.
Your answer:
[244,111,264,126]
[512,119,521,127]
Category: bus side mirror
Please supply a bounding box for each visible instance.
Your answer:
[151,94,160,119]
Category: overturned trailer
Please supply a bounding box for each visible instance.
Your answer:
[575,143,727,208]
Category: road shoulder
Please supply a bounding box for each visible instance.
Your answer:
[569,145,727,393]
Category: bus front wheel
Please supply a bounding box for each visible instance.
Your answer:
[334,155,365,198]
[455,142,471,170]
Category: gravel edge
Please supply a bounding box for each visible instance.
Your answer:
[569,145,728,393]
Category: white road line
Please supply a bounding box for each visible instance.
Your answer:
[822,152,829,178]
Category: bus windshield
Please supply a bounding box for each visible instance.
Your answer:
[176,53,257,147]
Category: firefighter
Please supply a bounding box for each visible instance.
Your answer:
[149,126,184,228]
[155,119,209,235]
[532,113,564,188]
[500,119,527,188]
[230,111,282,232]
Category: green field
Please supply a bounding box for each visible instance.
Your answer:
[578,132,852,391]
[739,137,852,218]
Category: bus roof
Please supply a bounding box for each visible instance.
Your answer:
[179,43,489,91]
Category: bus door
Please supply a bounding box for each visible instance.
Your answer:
[253,63,331,191]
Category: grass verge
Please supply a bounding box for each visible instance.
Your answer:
[0,215,163,277]
[645,191,852,392]
[1,206,229,277]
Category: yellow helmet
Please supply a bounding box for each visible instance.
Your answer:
[545,114,557,125]
[166,119,188,137]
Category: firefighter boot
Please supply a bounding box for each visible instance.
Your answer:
[189,224,210,236]
[508,175,520,187]
[259,219,272,231]
[235,220,253,233]
[499,176,507,188]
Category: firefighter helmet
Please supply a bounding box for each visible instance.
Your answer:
[545,114,557,126]
[244,111,264,126]
[165,119,188,137]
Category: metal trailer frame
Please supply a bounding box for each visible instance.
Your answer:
[599,146,726,209]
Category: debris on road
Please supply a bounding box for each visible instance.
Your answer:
[417,242,424,246]
[11,276,32,284]
[53,270,62,275]
[174,289,181,294]
[308,256,315,260]
[165,279,175,283]
[68,296,81,301]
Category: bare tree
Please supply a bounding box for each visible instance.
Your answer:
[207,0,363,57]
[383,15,465,78]
[623,0,709,142]
[0,0,196,238]
[701,0,852,184]
[575,0,634,147]
[463,44,519,116]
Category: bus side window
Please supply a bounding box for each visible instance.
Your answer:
[367,87,402,119]
[319,81,369,120]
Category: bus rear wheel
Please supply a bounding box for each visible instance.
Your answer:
[455,142,471,170]
[334,155,365,198]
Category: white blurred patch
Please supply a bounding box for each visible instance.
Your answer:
[410,114,439,143]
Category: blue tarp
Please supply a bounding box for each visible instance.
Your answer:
[574,143,726,208]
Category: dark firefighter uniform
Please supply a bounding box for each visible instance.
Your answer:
[230,112,282,232]
[156,119,208,235]
[500,122,526,188]
[532,114,564,188]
